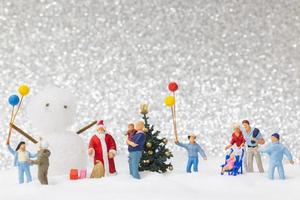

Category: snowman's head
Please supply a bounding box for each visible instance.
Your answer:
[28,86,77,133]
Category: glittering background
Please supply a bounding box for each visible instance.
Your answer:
[0,0,299,169]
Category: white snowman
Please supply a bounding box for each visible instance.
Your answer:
[28,86,87,176]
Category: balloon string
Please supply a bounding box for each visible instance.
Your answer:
[171,106,178,141]
[11,96,24,123]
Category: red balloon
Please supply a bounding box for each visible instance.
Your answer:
[168,82,178,92]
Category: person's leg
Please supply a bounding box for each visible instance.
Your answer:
[268,163,276,180]
[254,147,264,173]
[277,163,285,180]
[243,148,247,173]
[186,157,193,173]
[131,151,142,179]
[43,168,49,185]
[128,153,133,176]
[18,165,25,184]
[193,157,199,172]
[24,164,32,183]
[247,148,254,172]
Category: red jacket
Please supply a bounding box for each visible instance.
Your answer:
[230,131,245,148]
[88,133,117,174]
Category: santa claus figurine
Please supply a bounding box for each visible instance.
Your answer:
[88,120,117,176]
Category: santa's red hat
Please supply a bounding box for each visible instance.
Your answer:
[97,120,105,129]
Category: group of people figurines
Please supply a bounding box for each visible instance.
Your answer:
[6,119,295,185]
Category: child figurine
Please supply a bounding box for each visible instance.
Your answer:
[175,133,207,173]
[7,141,37,184]
[221,153,236,175]
[125,123,137,140]
[260,133,294,180]
[127,121,146,179]
[30,140,51,185]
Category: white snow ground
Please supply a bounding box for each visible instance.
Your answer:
[0,152,299,200]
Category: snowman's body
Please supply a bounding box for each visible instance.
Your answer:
[28,86,87,175]
[42,131,87,175]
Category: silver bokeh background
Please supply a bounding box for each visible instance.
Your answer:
[0,0,299,169]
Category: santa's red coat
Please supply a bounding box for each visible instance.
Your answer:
[88,133,117,174]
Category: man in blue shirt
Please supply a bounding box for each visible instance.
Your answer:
[127,121,146,179]
[175,133,207,173]
[260,133,294,180]
[241,120,265,173]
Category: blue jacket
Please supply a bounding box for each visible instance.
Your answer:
[128,132,146,152]
[176,142,207,158]
[242,127,263,147]
[260,142,293,165]
[7,145,37,167]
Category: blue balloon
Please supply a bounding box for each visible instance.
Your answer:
[8,95,20,106]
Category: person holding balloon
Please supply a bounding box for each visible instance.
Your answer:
[7,140,37,184]
[7,85,37,184]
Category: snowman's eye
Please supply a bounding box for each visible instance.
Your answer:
[64,105,68,109]
[45,103,50,107]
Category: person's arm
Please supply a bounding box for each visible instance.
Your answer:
[225,137,234,150]
[176,142,189,149]
[256,132,265,145]
[29,151,37,158]
[259,145,271,155]
[127,134,144,147]
[197,144,207,160]
[7,144,15,155]
[283,147,294,164]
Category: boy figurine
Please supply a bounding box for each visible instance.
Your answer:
[127,121,146,179]
[175,133,207,173]
[125,123,137,140]
[260,133,294,180]
[30,140,51,185]
[7,141,37,184]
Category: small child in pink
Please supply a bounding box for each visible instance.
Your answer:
[221,153,236,175]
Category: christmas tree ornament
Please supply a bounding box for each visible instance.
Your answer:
[140,103,149,114]
[148,150,153,155]
[168,165,173,171]
[146,142,152,148]
[162,138,168,144]
[143,127,149,133]
[165,151,171,157]
[168,82,178,92]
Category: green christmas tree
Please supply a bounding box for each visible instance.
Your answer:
[139,104,173,173]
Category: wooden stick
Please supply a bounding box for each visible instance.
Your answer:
[76,120,97,134]
[171,106,178,141]
[6,106,15,145]
[10,123,38,144]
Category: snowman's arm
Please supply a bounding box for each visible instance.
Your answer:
[76,120,97,134]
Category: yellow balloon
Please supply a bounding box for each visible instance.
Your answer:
[18,84,30,96]
[164,96,175,107]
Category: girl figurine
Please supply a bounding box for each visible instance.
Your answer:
[175,133,207,173]
[7,141,37,184]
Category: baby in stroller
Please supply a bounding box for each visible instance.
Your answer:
[221,153,236,175]
[221,148,245,176]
